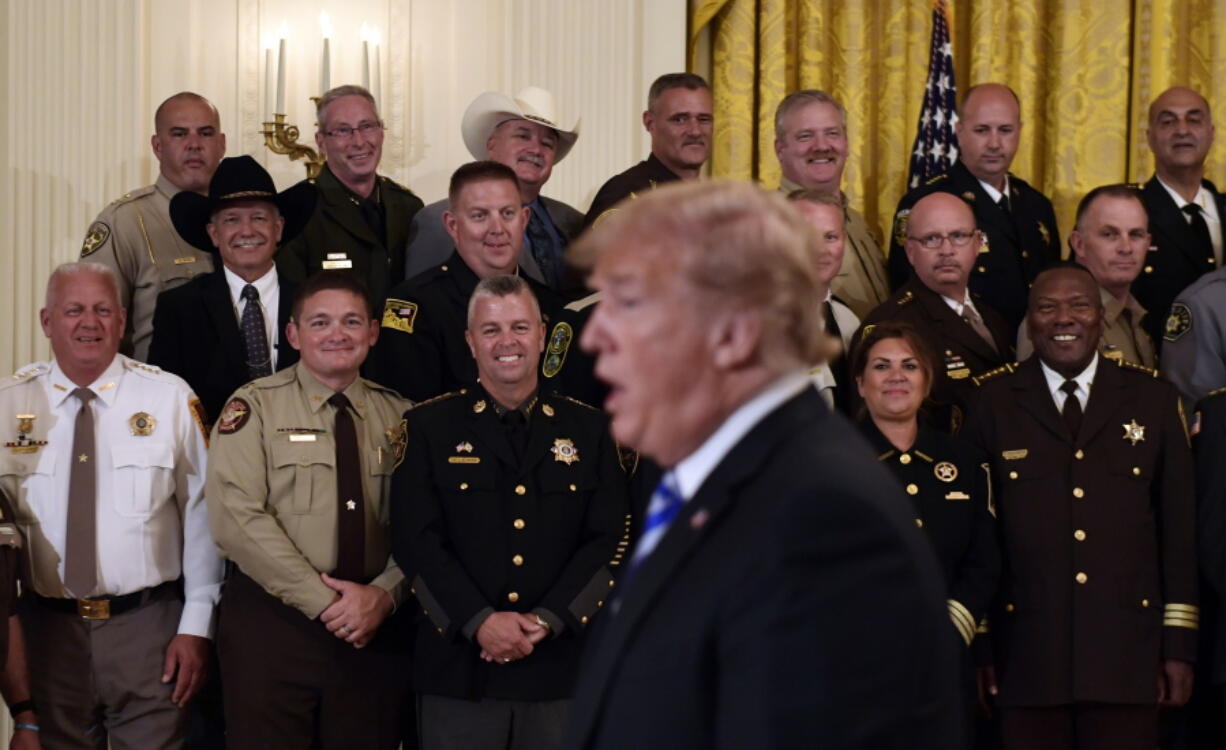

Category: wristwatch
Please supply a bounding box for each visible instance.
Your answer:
[534,614,551,631]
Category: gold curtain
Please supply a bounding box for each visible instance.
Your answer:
[689,0,1226,257]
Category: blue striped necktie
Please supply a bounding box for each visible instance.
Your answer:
[624,472,684,581]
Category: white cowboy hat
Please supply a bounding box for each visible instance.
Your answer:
[461,86,580,164]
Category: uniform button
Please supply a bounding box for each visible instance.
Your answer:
[1073,487,1085,498]
[437,627,444,634]
[1144,265,1153,274]
[1132,467,1141,476]
[1021,250,1030,258]
[1211,257,1217,265]
[915,518,924,528]
[512,554,524,566]
[608,579,616,588]
[410,587,416,595]
[596,600,604,608]
[515,485,526,496]
[569,483,577,491]
[513,518,525,530]
[1005,603,1015,613]
[1008,471,1018,480]
[899,453,912,465]
[459,482,468,490]
[977,266,987,273]
[581,616,589,625]
[507,592,519,603]
[1141,599,1150,608]
[1074,529,1086,541]
[1074,449,1084,460]
[441,265,449,271]
[906,483,919,495]
[1075,572,1088,584]
[422,609,429,616]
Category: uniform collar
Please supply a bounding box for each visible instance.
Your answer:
[1039,352,1098,403]
[294,361,369,419]
[777,176,848,208]
[47,355,126,409]
[1099,285,1145,327]
[1156,175,1213,213]
[976,174,1011,203]
[155,173,187,200]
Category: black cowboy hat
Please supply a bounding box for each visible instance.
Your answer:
[170,154,316,251]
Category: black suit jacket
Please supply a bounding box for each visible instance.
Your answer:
[888,160,1060,331]
[564,387,961,750]
[148,269,298,424]
[1134,176,1226,346]
[1194,389,1226,685]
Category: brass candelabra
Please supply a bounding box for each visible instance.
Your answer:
[260,113,326,178]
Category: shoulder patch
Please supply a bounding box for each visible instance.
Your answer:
[188,397,209,447]
[387,418,407,469]
[382,298,418,334]
[542,321,574,379]
[81,221,111,257]
[1116,358,1159,378]
[217,398,252,435]
[893,209,911,247]
[971,362,1018,387]
[1165,302,1192,342]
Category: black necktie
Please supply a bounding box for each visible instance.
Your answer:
[503,409,528,463]
[1182,203,1215,261]
[65,388,97,597]
[526,208,561,289]
[997,193,1011,214]
[823,301,849,408]
[240,285,273,379]
[329,393,365,581]
[1060,380,1083,438]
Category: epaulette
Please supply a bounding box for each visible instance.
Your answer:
[409,389,466,410]
[1116,358,1160,378]
[971,362,1018,386]
[1205,386,1226,399]
[564,292,601,313]
[558,394,600,412]
[895,289,915,307]
[0,363,49,391]
[108,184,155,207]
[361,376,411,398]
[924,173,949,186]
[248,368,296,390]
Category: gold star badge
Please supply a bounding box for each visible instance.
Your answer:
[934,461,958,482]
[1122,419,1145,445]
[78,454,89,463]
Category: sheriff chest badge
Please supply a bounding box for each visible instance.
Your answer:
[6,414,47,454]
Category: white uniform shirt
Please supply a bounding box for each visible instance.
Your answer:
[0,355,222,637]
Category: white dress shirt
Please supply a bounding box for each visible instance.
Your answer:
[1158,176,1223,263]
[1039,353,1099,413]
[940,288,987,321]
[223,264,281,370]
[0,355,222,637]
[978,176,1011,205]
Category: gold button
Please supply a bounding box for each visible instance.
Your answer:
[512,554,524,566]
[513,518,525,530]
[899,453,912,465]
[1075,572,1088,584]
[441,264,449,271]
[596,600,604,608]
[1008,471,1018,480]
[515,485,526,496]
[608,579,616,588]
[1005,603,1015,613]
[569,483,577,491]
[437,627,444,634]
[410,587,416,595]
[459,482,468,490]
[1144,265,1153,274]
[581,616,589,625]
[1142,599,1150,608]
[906,483,919,495]
[977,265,987,272]
[1073,487,1085,498]
[915,518,924,528]
[422,609,429,615]
[1021,250,1030,258]
[1074,449,1084,460]
[1132,467,1141,476]
[1074,529,1086,541]
[507,592,519,603]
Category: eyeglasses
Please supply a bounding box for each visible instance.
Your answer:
[907,230,980,249]
[322,121,383,140]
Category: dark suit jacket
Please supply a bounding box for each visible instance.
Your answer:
[851,278,1014,432]
[564,387,962,750]
[391,388,628,701]
[276,163,424,308]
[148,269,298,425]
[888,160,1060,331]
[964,356,1197,706]
[1194,389,1226,684]
[1134,176,1226,346]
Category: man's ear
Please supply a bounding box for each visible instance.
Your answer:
[709,310,762,370]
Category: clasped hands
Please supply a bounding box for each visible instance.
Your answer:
[476,611,549,665]
[318,572,394,649]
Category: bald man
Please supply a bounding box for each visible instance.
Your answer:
[854,191,1014,432]
[80,92,226,361]
[888,83,1061,332]
[1135,86,1225,349]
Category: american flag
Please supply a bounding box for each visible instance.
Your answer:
[906,0,958,189]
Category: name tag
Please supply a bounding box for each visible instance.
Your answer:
[945,491,970,501]
[322,259,353,270]
[947,368,970,379]
[173,256,198,265]
[1002,449,1028,460]
[289,434,317,442]
[448,456,480,464]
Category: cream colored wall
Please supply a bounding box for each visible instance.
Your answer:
[0,0,686,375]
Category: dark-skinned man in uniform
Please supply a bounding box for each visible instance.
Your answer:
[369,161,560,403]
[853,191,1014,432]
[391,274,627,750]
[889,83,1061,332]
[965,264,1197,750]
[277,85,424,310]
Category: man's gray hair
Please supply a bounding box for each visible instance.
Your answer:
[46,262,123,309]
[774,90,847,140]
[316,85,379,127]
[466,274,541,327]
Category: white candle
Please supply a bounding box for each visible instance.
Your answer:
[275,37,287,114]
[372,44,381,107]
[264,47,273,120]
[320,38,330,95]
[362,40,370,89]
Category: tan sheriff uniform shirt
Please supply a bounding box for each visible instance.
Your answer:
[1016,285,1155,369]
[205,362,410,619]
[81,175,214,361]
[779,178,890,318]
